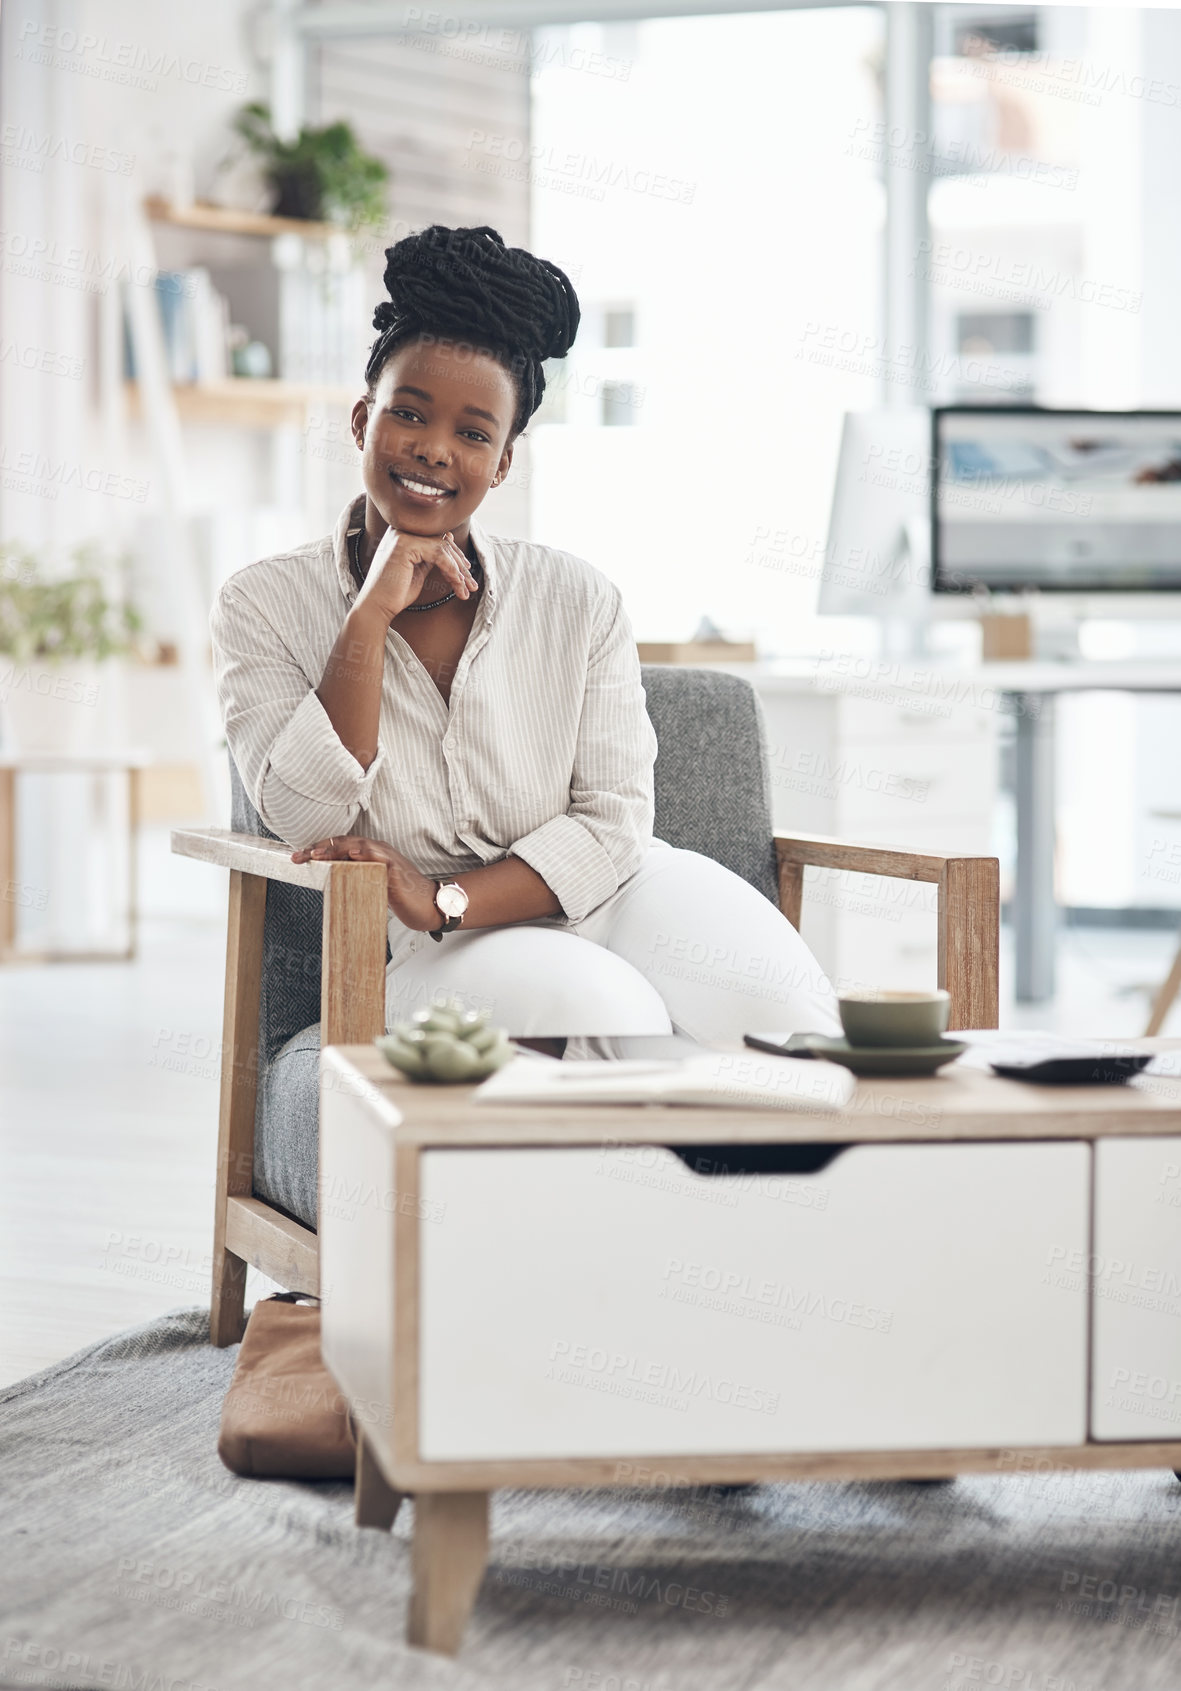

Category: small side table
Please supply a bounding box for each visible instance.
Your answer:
[0,749,149,962]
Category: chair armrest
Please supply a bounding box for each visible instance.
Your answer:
[773,832,1000,1031]
[172,825,346,890]
[774,831,963,887]
[174,823,389,1044]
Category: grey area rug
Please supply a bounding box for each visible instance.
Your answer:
[2,1310,1180,1691]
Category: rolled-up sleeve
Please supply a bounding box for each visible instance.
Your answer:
[509,585,655,922]
[210,580,386,848]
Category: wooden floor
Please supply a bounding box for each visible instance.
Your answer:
[0,917,278,1387]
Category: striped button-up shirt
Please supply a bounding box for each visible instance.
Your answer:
[210,497,657,927]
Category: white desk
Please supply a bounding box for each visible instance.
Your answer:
[722,657,1181,1004]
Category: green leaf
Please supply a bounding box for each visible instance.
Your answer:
[230,102,389,230]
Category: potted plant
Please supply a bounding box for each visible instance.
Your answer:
[231,103,389,230]
[0,547,144,753]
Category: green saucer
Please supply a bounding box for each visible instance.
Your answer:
[794,1034,967,1077]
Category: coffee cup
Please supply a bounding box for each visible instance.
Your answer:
[838,989,951,1048]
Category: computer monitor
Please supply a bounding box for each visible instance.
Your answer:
[820,408,931,616]
[932,407,1181,595]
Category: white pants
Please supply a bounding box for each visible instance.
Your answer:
[384,840,841,1051]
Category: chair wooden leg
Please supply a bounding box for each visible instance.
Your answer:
[210,1246,248,1348]
[211,869,266,1346]
[355,1429,404,1531]
[408,1491,490,1655]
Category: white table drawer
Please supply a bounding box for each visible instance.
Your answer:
[832,741,998,832]
[766,742,994,837]
[419,1142,1089,1461]
[1091,1137,1181,1440]
[837,691,1001,747]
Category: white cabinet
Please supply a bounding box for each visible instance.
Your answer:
[418,1141,1089,1461]
[1091,1137,1181,1440]
[752,677,1000,992]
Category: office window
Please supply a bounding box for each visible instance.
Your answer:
[956,312,1035,355]
[535,358,569,425]
[604,307,636,348]
[948,8,1039,57]
[927,4,1102,407]
[601,381,639,426]
[528,8,883,647]
[948,308,1037,400]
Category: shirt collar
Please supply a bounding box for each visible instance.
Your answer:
[332,496,498,616]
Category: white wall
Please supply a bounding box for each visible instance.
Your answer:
[0,0,266,553]
[0,0,266,932]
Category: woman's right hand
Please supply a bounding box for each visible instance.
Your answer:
[354,525,478,622]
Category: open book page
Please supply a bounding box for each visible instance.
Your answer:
[475,1051,855,1113]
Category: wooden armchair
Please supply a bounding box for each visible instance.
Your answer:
[173,668,999,1347]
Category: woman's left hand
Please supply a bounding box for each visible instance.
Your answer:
[291,835,440,932]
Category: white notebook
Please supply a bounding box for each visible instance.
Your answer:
[474,1051,856,1113]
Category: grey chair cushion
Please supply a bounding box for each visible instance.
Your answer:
[235,667,779,1231]
[642,667,779,907]
[230,757,323,1066]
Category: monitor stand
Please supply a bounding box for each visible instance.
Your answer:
[878,514,935,662]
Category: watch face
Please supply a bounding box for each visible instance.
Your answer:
[436,883,469,919]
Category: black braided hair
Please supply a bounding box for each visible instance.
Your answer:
[364,225,580,437]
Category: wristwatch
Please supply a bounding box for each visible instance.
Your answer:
[430,880,469,941]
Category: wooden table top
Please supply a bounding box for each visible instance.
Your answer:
[324,1040,1181,1149]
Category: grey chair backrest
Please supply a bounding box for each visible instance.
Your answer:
[642,666,779,906]
[228,665,779,1063]
[230,758,326,1068]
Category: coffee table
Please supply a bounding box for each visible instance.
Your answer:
[318,1040,1181,1656]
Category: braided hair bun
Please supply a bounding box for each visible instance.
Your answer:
[365,225,580,434]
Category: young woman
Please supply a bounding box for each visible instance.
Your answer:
[211,224,839,1055]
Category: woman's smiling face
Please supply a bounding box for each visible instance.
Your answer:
[353,336,517,544]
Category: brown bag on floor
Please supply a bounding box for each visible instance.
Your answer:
[217,1293,356,1478]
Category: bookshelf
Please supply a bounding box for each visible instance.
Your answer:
[143,196,343,243]
[135,195,364,431]
[124,378,357,429]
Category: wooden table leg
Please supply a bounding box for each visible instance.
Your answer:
[355,1428,404,1531]
[0,767,16,958]
[408,1491,490,1656]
